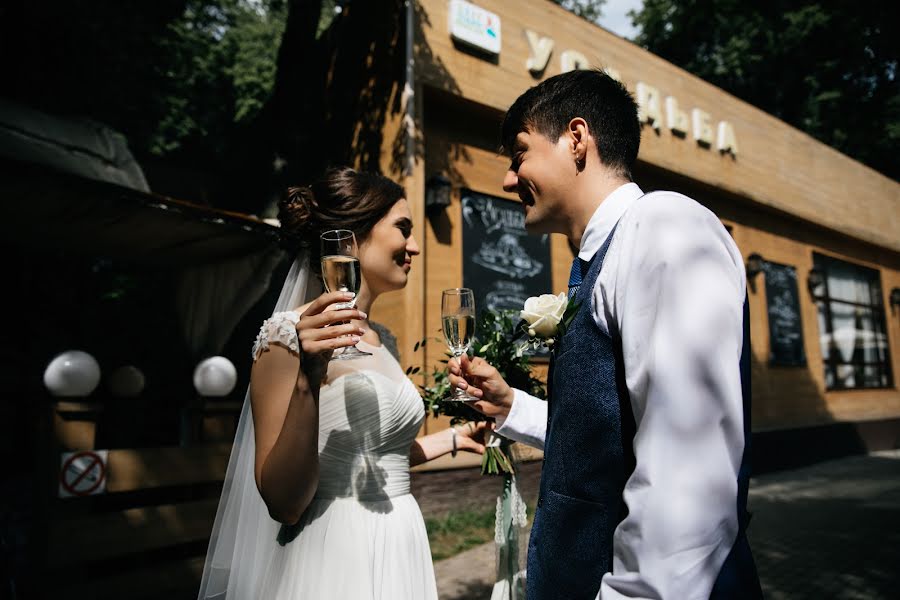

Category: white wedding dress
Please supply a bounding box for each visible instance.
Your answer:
[250,311,438,599]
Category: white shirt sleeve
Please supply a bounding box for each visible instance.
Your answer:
[494,388,547,450]
[593,193,747,599]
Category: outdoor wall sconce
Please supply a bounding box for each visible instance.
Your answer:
[43,350,102,398]
[807,267,826,297]
[745,253,764,280]
[425,173,452,213]
[890,287,900,312]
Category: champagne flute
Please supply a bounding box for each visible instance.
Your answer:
[442,288,476,401]
[320,229,371,360]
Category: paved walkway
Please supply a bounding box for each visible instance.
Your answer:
[412,450,900,599]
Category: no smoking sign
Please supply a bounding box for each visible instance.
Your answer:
[59,450,109,498]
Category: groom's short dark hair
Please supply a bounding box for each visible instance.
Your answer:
[500,69,641,179]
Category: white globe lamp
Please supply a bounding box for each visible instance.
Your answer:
[193,356,237,397]
[43,350,102,397]
[107,365,146,398]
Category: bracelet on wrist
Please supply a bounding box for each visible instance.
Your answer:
[450,427,457,458]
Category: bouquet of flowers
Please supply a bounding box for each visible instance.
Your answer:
[410,296,575,600]
[412,308,547,475]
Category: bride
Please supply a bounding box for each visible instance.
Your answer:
[198,167,488,599]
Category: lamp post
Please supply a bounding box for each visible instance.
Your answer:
[183,356,237,446]
[37,350,101,590]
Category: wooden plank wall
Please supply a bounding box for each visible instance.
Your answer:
[44,406,234,598]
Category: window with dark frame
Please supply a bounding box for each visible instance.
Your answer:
[812,253,893,390]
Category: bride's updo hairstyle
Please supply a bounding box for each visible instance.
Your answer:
[279,167,406,265]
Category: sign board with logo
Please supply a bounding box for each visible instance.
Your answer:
[461,189,552,356]
[449,0,501,55]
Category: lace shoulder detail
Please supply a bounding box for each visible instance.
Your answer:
[251,311,301,362]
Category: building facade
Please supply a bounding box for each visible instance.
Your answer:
[371,0,900,468]
[21,1,898,596]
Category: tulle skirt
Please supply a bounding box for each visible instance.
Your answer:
[257,494,438,599]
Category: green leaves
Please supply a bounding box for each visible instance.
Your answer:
[550,0,606,24]
[407,309,547,476]
[632,0,899,179]
[557,300,581,338]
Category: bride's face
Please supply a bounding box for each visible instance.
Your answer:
[358,199,420,296]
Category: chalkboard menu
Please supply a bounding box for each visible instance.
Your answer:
[461,190,552,356]
[762,261,806,366]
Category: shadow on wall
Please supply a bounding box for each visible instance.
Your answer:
[270,0,466,186]
[748,350,880,474]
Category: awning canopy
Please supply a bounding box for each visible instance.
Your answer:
[1,159,281,266]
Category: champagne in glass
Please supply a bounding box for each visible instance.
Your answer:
[442,288,476,401]
[320,229,371,360]
[442,313,475,355]
[321,255,361,297]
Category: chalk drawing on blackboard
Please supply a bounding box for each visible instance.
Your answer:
[762,261,806,366]
[463,195,525,233]
[472,232,544,279]
[485,281,530,313]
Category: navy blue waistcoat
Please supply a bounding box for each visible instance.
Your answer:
[526,225,761,599]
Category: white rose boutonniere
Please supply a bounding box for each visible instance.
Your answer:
[517,292,580,355]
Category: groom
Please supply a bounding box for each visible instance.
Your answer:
[449,70,762,599]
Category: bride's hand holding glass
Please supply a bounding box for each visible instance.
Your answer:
[294,291,368,379]
[320,229,372,360]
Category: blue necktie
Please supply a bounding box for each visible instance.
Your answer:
[568,257,585,299]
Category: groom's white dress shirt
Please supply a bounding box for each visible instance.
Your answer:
[497,183,748,599]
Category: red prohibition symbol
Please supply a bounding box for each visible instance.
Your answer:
[60,451,107,496]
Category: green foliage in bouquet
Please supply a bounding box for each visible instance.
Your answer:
[409,309,546,475]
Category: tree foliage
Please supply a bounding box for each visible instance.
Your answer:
[0,0,412,212]
[550,0,606,23]
[0,0,289,207]
[632,0,899,180]
[151,0,288,157]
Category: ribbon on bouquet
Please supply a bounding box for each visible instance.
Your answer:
[490,440,528,600]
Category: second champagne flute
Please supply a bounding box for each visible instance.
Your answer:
[442,288,476,401]
[320,229,371,360]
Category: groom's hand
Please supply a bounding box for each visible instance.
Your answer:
[448,355,514,419]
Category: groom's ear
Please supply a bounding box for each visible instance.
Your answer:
[566,117,589,166]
